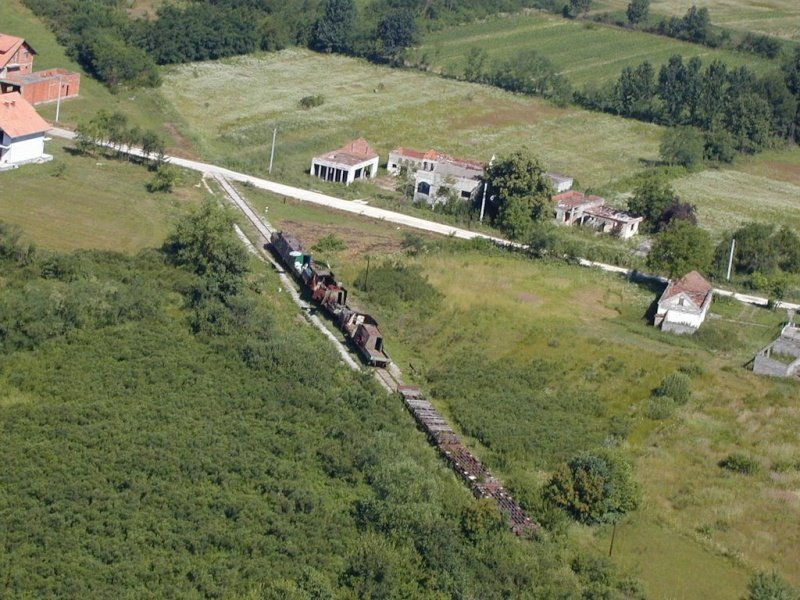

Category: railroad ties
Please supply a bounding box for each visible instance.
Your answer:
[397,386,538,537]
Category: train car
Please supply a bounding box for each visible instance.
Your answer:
[270,230,390,368]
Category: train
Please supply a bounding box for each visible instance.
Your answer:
[270,230,391,368]
[397,385,538,536]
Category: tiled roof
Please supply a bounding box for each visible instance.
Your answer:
[583,205,642,224]
[0,34,34,69]
[391,147,427,160]
[0,92,50,137]
[662,270,713,306]
[315,137,378,166]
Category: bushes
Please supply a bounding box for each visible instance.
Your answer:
[643,371,692,420]
[299,94,325,109]
[353,261,441,313]
[720,452,761,475]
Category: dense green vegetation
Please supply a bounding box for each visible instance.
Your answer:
[0,217,649,598]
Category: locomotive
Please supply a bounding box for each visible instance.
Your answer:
[270,230,390,368]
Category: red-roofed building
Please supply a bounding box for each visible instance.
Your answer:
[310,138,379,185]
[0,33,80,106]
[0,92,52,169]
[654,271,714,334]
[0,34,35,77]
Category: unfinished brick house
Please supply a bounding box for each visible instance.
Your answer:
[0,33,80,106]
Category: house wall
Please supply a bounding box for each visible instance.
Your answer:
[18,71,80,105]
[753,353,793,377]
[413,169,481,205]
[0,131,46,166]
[1,43,34,76]
[310,156,378,185]
[387,153,423,174]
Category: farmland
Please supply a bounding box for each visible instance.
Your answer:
[411,10,775,86]
[596,0,800,42]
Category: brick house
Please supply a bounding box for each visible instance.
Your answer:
[0,33,80,106]
[0,92,52,169]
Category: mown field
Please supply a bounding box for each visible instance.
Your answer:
[0,146,206,253]
[596,0,800,42]
[411,10,774,86]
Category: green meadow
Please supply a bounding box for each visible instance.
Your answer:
[411,10,774,86]
[596,0,800,42]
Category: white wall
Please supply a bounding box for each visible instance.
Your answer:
[0,131,45,166]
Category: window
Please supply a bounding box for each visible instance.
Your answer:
[417,182,431,195]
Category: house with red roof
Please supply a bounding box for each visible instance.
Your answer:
[0,33,80,106]
[654,270,714,334]
[0,92,52,169]
[310,138,379,185]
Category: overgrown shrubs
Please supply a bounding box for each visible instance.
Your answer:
[644,371,693,420]
[719,452,761,475]
[353,261,441,314]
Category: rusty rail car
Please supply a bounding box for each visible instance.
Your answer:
[398,386,538,536]
[270,230,390,367]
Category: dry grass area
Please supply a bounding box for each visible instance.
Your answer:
[161,49,663,189]
[597,0,800,41]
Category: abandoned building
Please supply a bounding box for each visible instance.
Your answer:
[753,321,800,379]
[0,92,52,170]
[654,270,714,334]
[553,191,643,239]
[310,138,379,185]
[0,33,80,106]
[388,146,573,205]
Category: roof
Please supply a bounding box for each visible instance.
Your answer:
[315,137,378,166]
[1,68,71,86]
[0,34,35,69]
[390,146,427,160]
[583,205,643,224]
[554,190,604,210]
[661,271,713,307]
[0,92,49,137]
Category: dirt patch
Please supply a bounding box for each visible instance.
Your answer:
[573,288,621,320]
[279,219,406,262]
[517,292,541,304]
[448,98,562,131]
[164,122,199,160]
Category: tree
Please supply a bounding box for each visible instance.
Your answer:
[626,0,650,25]
[614,61,655,119]
[747,571,798,600]
[627,172,676,231]
[146,163,179,193]
[657,198,697,231]
[484,149,554,240]
[647,220,713,278]
[564,0,592,18]
[312,0,356,54]
[163,200,250,303]
[376,9,418,61]
[660,126,705,168]
[657,55,689,124]
[544,450,640,525]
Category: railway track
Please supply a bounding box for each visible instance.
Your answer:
[214,173,539,537]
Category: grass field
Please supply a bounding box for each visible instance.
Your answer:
[0,146,207,253]
[161,48,664,190]
[596,0,800,42]
[411,10,775,87]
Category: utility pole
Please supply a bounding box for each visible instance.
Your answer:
[268,127,277,175]
[364,256,371,292]
[726,238,736,281]
[479,154,495,225]
[55,75,63,123]
[608,522,617,557]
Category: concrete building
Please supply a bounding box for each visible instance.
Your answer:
[753,322,800,379]
[0,33,80,106]
[310,138,379,185]
[546,172,573,193]
[0,92,52,169]
[553,191,642,240]
[654,271,713,334]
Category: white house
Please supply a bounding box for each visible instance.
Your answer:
[0,91,51,170]
[546,172,573,193]
[654,271,714,334]
[310,138,379,185]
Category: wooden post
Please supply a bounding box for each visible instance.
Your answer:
[608,522,617,557]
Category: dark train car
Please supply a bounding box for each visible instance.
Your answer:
[270,229,390,368]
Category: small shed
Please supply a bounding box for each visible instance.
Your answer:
[310,138,379,185]
[0,91,51,169]
[654,271,713,334]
